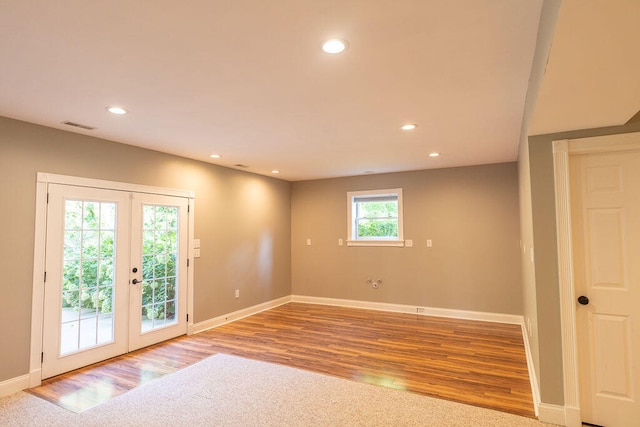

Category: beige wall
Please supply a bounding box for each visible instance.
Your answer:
[516,0,562,403]
[0,116,291,382]
[291,163,522,314]
[518,137,540,388]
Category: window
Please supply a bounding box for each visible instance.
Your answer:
[347,188,404,247]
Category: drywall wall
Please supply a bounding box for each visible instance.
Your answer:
[291,163,522,314]
[0,116,291,383]
[518,137,540,389]
[516,0,561,400]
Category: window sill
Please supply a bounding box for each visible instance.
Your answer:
[346,240,405,247]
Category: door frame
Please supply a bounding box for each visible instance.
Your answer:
[553,133,640,427]
[29,172,195,387]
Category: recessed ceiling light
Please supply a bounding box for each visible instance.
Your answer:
[106,106,127,115]
[209,154,221,159]
[271,170,280,174]
[401,124,417,131]
[428,152,441,157]
[322,39,347,54]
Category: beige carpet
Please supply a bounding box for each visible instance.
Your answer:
[0,354,555,426]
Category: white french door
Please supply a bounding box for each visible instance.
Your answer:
[42,184,189,379]
[129,193,188,351]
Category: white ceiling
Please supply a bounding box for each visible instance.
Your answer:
[1,1,546,181]
[530,0,640,135]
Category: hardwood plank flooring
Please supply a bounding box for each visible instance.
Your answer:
[29,302,535,418]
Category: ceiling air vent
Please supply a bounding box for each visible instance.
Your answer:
[62,121,96,130]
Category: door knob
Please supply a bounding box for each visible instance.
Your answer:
[132,278,143,285]
[577,295,589,305]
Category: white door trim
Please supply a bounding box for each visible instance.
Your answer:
[553,133,640,427]
[553,139,581,427]
[29,173,195,387]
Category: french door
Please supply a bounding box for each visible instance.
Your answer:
[42,184,189,379]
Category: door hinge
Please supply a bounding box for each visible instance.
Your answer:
[46,193,49,204]
[187,259,190,267]
[186,314,189,322]
[41,352,44,363]
[44,271,47,283]
[188,204,190,213]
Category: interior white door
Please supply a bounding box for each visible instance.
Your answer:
[42,185,190,378]
[128,193,188,351]
[42,185,131,379]
[570,149,640,427]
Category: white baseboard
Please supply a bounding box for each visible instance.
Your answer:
[538,403,566,426]
[8,294,546,413]
[0,374,30,398]
[291,295,524,325]
[520,321,541,417]
[189,295,292,334]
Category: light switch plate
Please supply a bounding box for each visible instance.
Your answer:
[193,248,201,258]
[193,239,201,249]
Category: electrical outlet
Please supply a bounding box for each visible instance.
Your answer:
[235,289,239,298]
[417,307,425,314]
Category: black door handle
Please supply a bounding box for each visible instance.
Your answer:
[577,295,589,305]
[132,278,143,285]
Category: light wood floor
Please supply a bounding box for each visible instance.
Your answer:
[30,302,535,417]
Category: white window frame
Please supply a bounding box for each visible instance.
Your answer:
[346,188,404,247]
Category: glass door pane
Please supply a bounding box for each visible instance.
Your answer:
[60,200,117,354]
[140,205,179,332]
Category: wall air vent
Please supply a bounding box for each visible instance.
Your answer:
[62,121,96,130]
[234,164,249,168]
